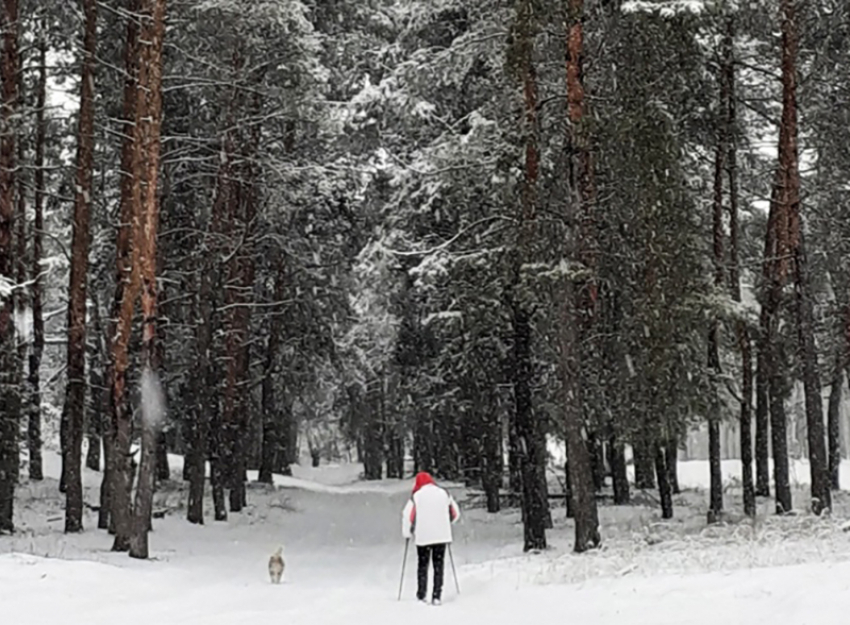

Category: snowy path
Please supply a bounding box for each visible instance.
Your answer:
[4,455,850,624]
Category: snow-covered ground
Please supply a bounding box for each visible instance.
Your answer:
[3,454,850,624]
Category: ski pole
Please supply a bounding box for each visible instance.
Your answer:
[397,538,410,601]
[448,544,460,595]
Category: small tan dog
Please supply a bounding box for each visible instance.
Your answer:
[268,546,285,584]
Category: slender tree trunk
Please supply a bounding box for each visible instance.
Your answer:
[707,28,731,523]
[725,18,756,517]
[258,336,278,485]
[634,432,656,489]
[481,406,502,513]
[108,0,143,551]
[654,441,673,520]
[755,351,771,497]
[665,437,680,495]
[0,0,20,535]
[563,0,600,553]
[186,250,212,524]
[760,75,793,515]
[827,352,842,491]
[63,0,98,534]
[129,0,168,559]
[560,282,600,550]
[259,260,285,484]
[609,430,630,505]
[27,22,47,483]
[779,0,830,515]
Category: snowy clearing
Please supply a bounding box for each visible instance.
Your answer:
[3,454,850,624]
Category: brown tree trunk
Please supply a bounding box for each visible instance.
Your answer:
[726,17,756,518]
[563,0,600,553]
[28,20,47,483]
[0,0,20,534]
[63,0,98,534]
[507,0,547,552]
[129,0,168,560]
[108,0,143,552]
[761,110,793,514]
[779,0,830,515]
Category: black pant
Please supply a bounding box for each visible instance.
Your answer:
[416,544,446,601]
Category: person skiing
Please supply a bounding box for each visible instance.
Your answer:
[401,472,461,605]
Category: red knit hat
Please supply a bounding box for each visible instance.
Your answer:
[412,471,435,493]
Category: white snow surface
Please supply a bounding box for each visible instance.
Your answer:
[3,453,850,624]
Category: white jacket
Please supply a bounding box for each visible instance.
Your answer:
[402,483,460,546]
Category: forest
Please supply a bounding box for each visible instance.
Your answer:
[1,0,849,562]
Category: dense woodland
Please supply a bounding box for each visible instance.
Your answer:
[1,0,849,558]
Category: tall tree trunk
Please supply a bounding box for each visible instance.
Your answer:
[28,20,47,483]
[186,260,212,524]
[725,17,756,518]
[827,352,842,491]
[129,0,168,559]
[665,436,680,495]
[63,0,98,534]
[707,27,730,524]
[633,431,656,489]
[509,14,547,544]
[609,429,630,505]
[755,348,771,497]
[654,441,673,520]
[778,0,830,515]
[481,401,502,513]
[0,0,20,535]
[563,0,600,553]
[761,116,793,514]
[108,0,143,551]
[259,260,285,484]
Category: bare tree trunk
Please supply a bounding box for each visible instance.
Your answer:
[634,431,656,489]
[609,429,629,504]
[63,0,98,534]
[754,349,771,497]
[0,0,20,535]
[827,350,842,491]
[777,0,830,515]
[108,0,143,551]
[28,20,47,483]
[725,18,756,518]
[706,24,731,523]
[563,0,600,553]
[129,0,168,560]
[761,114,793,515]
[654,441,673,520]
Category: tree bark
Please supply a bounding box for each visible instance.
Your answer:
[63,0,98,534]
[633,432,656,489]
[654,442,674,520]
[481,407,502,513]
[27,21,47,483]
[129,0,168,559]
[562,0,600,553]
[107,0,143,551]
[665,437,680,495]
[827,353,842,491]
[725,17,756,517]
[707,25,731,523]
[609,430,630,505]
[0,0,20,535]
[754,349,771,497]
